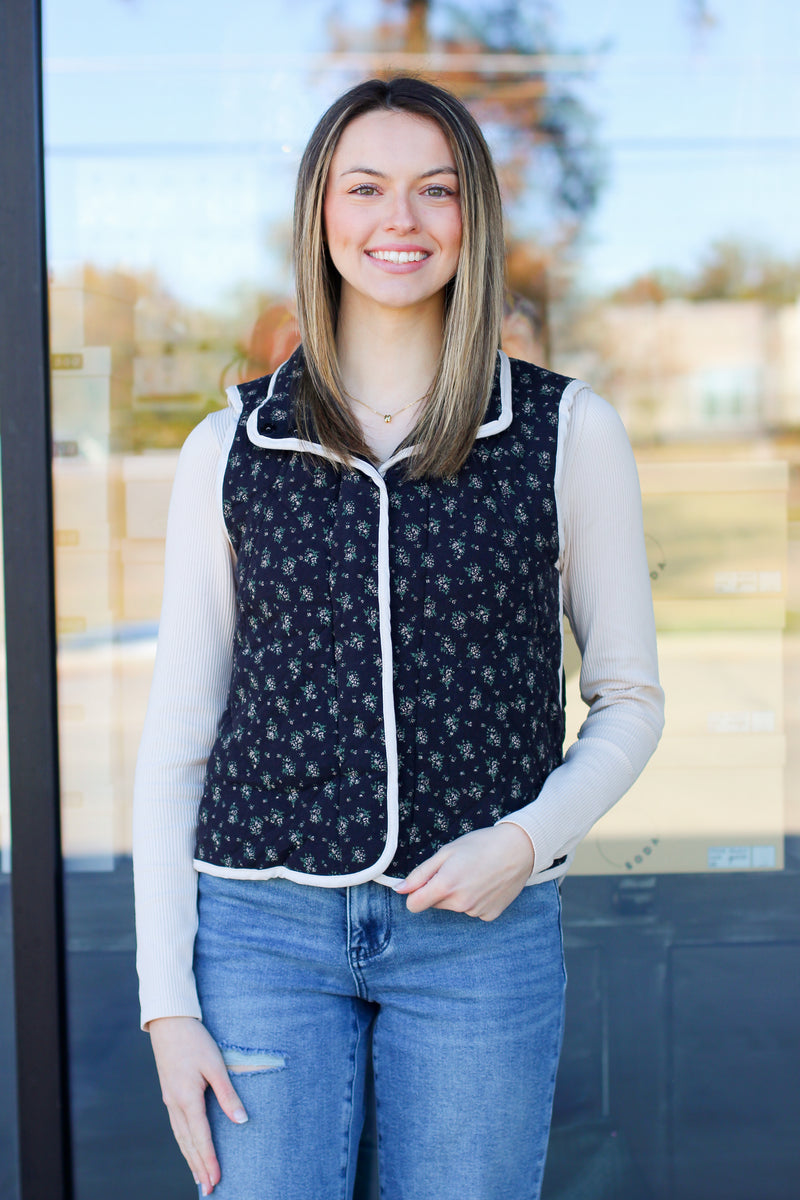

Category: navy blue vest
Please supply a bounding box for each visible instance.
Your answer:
[195,346,573,882]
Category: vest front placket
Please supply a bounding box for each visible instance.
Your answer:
[242,382,401,882]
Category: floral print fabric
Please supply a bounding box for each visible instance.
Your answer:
[195,347,570,879]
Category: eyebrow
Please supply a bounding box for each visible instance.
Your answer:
[340,165,459,179]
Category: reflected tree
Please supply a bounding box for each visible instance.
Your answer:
[610,238,800,306]
[328,0,605,357]
[331,0,603,219]
[689,238,800,304]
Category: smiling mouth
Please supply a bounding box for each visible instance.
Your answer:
[367,250,430,264]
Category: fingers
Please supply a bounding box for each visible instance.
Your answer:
[405,868,510,920]
[209,1067,249,1127]
[407,872,488,917]
[404,876,458,914]
[164,1066,248,1195]
[149,1017,249,1195]
[399,827,537,920]
[165,1091,220,1195]
[395,854,442,894]
[395,847,449,911]
[403,858,465,915]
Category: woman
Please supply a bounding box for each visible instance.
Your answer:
[134,76,664,1199]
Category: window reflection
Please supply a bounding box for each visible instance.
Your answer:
[42,1,800,1196]
[569,457,788,876]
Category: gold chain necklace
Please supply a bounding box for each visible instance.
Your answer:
[343,387,428,424]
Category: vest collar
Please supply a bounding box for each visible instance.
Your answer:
[241,344,513,468]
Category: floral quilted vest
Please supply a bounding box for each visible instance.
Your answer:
[194,345,578,883]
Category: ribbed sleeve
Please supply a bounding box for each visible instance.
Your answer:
[497,387,665,874]
[133,407,238,1028]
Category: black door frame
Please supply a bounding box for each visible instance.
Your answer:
[0,1,74,1197]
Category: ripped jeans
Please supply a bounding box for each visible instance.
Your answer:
[194,872,566,1200]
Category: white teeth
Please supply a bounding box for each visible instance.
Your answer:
[369,250,428,263]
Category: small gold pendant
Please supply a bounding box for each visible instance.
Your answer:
[383,413,392,423]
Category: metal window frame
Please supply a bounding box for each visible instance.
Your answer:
[0,1,74,1198]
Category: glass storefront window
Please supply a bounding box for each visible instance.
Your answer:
[41,2,800,1197]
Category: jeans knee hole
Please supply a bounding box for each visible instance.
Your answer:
[221,1047,286,1074]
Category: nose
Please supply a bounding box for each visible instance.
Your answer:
[384,189,418,234]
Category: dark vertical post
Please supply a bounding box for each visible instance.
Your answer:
[0,2,73,1198]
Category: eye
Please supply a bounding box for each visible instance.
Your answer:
[348,183,380,196]
[423,184,455,198]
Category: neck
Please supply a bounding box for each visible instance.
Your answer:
[335,289,444,410]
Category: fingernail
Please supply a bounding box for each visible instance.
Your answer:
[201,1186,210,1197]
[233,1107,249,1124]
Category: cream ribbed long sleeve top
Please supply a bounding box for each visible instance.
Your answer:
[133,378,664,1029]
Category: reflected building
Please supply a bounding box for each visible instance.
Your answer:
[571,297,800,441]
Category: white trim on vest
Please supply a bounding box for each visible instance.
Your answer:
[553,378,591,714]
[195,351,520,887]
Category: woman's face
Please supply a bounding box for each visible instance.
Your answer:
[323,109,463,318]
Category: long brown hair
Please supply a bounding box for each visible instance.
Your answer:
[293,76,505,478]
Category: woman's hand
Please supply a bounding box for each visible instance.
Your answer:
[396,823,535,921]
[148,1015,248,1196]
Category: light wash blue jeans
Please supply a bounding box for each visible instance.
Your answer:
[194,873,566,1200]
